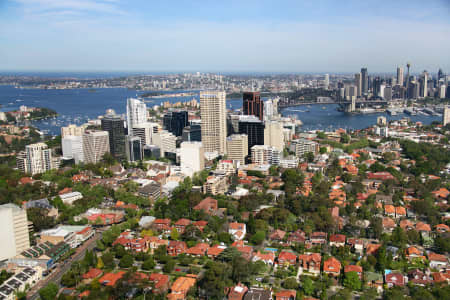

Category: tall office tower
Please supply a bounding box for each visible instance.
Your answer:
[152,130,177,157]
[0,204,30,261]
[397,66,404,87]
[439,84,446,99]
[384,87,393,101]
[126,98,147,131]
[62,135,84,164]
[379,84,386,99]
[163,110,188,137]
[101,113,126,161]
[372,77,381,97]
[251,145,281,165]
[82,130,110,164]
[61,124,85,138]
[243,91,264,121]
[361,68,368,95]
[132,122,161,146]
[405,62,411,89]
[125,136,143,162]
[421,71,428,98]
[182,124,202,142]
[238,115,265,154]
[264,121,284,151]
[200,90,227,155]
[16,142,53,175]
[354,73,362,97]
[180,142,205,174]
[345,85,358,101]
[226,134,248,164]
[227,114,241,135]
[438,68,444,80]
[324,74,330,88]
[443,106,450,126]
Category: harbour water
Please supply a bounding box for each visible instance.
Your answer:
[0,85,441,135]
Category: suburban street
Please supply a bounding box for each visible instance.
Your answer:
[27,232,102,300]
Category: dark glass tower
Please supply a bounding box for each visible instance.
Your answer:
[101,113,126,161]
[361,68,368,95]
[182,124,201,142]
[238,115,264,154]
[126,136,143,162]
[163,110,188,137]
[243,92,264,121]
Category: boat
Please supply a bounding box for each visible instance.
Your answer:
[404,108,416,116]
[322,107,326,109]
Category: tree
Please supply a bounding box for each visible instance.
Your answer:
[250,231,266,245]
[170,228,179,240]
[340,134,350,144]
[101,252,115,269]
[119,254,134,268]
[142,258,156,270]
[96,257,104,269]
[39,283,59,300]
[282,277,299,289]
[302,276,314,296]
[343,271,362,291]
[163,259,175,273]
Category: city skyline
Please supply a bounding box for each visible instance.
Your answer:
[1,0,449,72]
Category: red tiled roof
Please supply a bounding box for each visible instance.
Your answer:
[344,265,363,273]
[82,268,102,279]
[99,271,125,286]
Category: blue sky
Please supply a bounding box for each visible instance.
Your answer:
[0,0,449,73]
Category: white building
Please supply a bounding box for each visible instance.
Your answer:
[16,143,54,175]
[61,124,85,138]
[180,141,204,175]
[0,204,30,261]
[152,130,176,157]
[82,130,110,164]
[132,122,161,145]
[126,98,147,131]
[226,134,248,164]
[279,156,299,168]
[443,106,450,126]
[200,90,227,155]
[439,84,446,99]
[62,135,84,163]
[251,145,281,165]
[264,121,284,151]
[59,191,83,205]
[290,139,317,158]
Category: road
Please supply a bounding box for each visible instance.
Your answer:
[27,232,102,300]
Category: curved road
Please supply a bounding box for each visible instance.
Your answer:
[27,232,102,300]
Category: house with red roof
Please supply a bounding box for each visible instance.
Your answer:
[193,220,208,232]
[99,271,125,286]
[148,273,170,294]
[153,218,172,233]
[275,290,296,300]
[147,236,169,254]
[82,268,103,280]
[405,246,424,261]
[323,257,341,277]
[229,222,246,241]
[382,217,396,233]
[174,218,191,234]
[252,251,275,266]
[185,243,209,257]
[329,234,346,247]
[385,272,406,288]
[298,253,321,275]
[167,241,187,256]
[269,229,286,242]
[399,219,414,231]
[366,243,381,256]
[193,197,218,215]
[428,252,448,270]
[347,238,364,254]
[278,251,297,266]
[207,244,226,259]
[227,283,248,300]
[367,172,395,181]
[435,224,450,233]
[344,265,363,279]
[287,230,306,244]
[415,222,431,237]
[309,232,327,246]
[432,188,449,200]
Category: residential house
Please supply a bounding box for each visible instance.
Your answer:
[167,275,197,300]
[298,253,321,275]
[193,197,218,215]
[385,272,406,288]
[174,218,191,234]
[229,222,246,241]
[278,251,297,266]
[408,269,432,286]
[153,218,172,233]
[275,290,296,300]
[344,265,363,279]
[329,234,346,247]
[167,241,187,256]
[428,252,448,271]
[252,251,275,266]
[323,257,341,277]
[148,273,170,294]
[227,283,248,300]
[244,287,272,300]
[269,229,286,242]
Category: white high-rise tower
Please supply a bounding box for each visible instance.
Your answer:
[200,90,227,155]
[126,98,147,131]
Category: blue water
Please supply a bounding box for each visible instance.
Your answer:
[264,247,278,252]
[281,104,440,131]
[0,85,440,135]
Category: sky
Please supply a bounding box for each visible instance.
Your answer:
[0,0,449,73]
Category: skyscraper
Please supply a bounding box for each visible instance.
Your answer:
[243,92,264,121]
[200,90,227,155]
[238,115,265,154]
[354,73,362,97]
[16,142,54,175]
[0,204,30,261]
[82,130,110,164]
[443,106,450,126]
[61,124,85,138]
[182,124,202,142]
[421,71,428,98]
[163,110,188,137]
[126,135,143,162]
[226,134,248,164]
[126,98,147,131]
[324,74,330,88]
[397,66,404,86]
[62,135,84,164]
[361,68,368,95]
[101,113,126,160]
[264,121,284,151]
